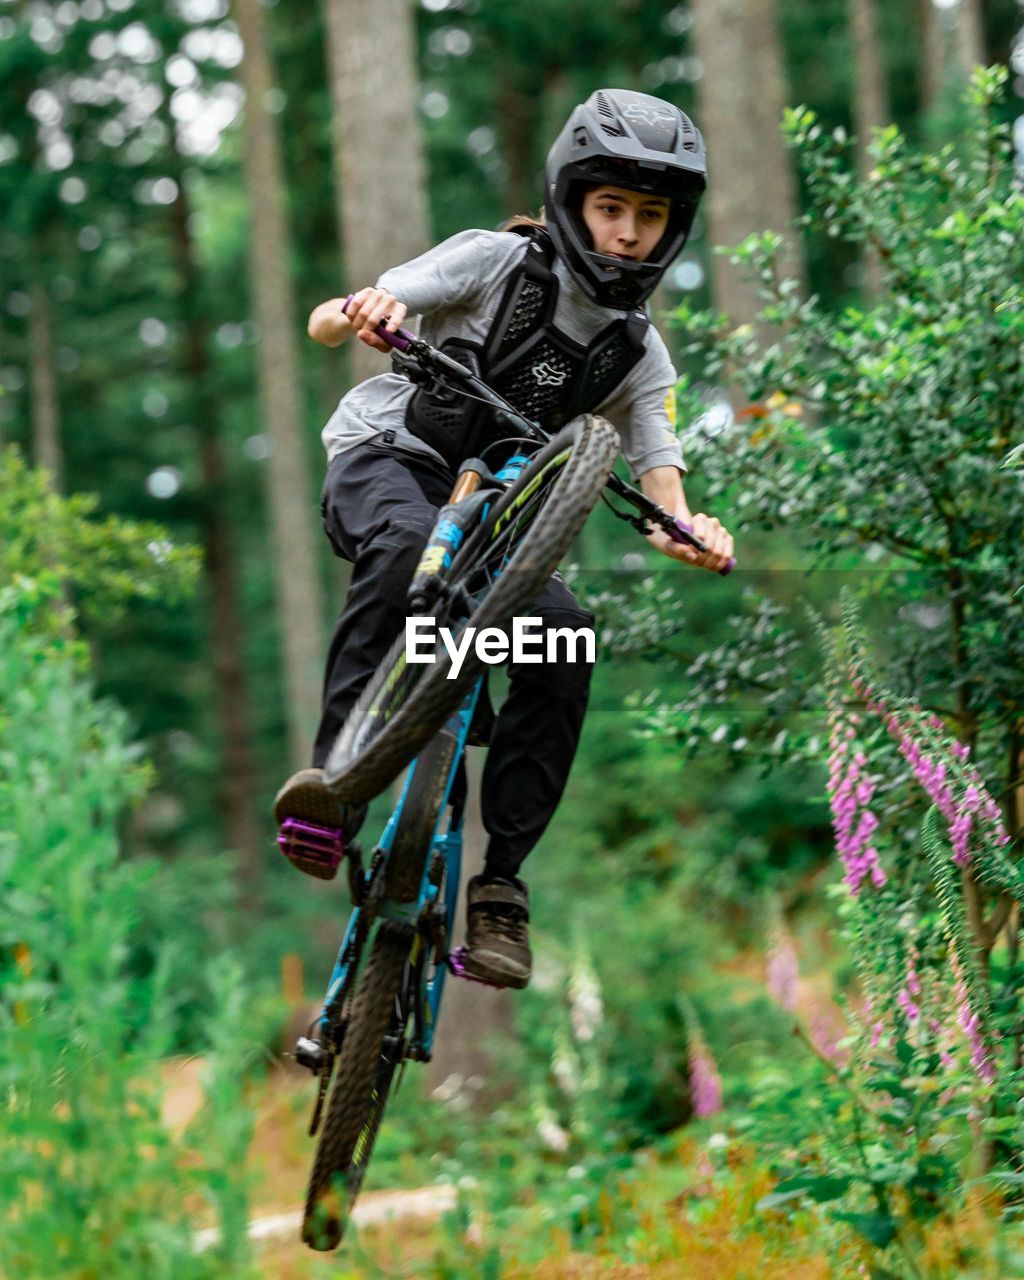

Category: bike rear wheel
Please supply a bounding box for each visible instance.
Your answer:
[302,920,411,1251]
[325,413,618,805]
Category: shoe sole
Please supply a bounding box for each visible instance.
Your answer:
[274,774,343,880]
[273,775,341,829]
[458,950,531,990]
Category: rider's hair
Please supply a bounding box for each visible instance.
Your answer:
[501,209,546,232]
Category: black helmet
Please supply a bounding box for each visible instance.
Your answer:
[545,88,707,309]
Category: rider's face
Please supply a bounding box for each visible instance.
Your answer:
[581,186,671,266]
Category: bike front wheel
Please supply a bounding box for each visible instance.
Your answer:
[301,920,411,1251]
[324,413,618,805]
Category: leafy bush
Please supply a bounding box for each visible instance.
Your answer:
[567,66,1024,1271]
[599,65,1024,865]
[0,578,260,1276]
[0,444,199,644]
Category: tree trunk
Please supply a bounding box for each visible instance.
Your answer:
[234,0,327,768]
[955,0,986,78]
[426,750,515,1102]
[690,0,805,325]
[848,0,890,296]
[324,0,430,385]
[921,0,983,114]
[27,273,63,492]
[498,64,539,218]
[921,0,944,114]
[169,179,264,910]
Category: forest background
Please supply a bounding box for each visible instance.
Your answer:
[2,0,1024,1275]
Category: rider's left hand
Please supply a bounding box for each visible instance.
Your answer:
[647,512,735,573]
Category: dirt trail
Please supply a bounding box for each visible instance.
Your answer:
[159,1056,456,1264]
[192,1182,457,1253]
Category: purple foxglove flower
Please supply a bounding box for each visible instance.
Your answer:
[766,924,800,1013]
[897,988,921,1022]
[949,954,998,1086]
[689,1036,723,1118]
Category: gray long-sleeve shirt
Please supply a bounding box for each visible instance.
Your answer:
[321,229,686,479]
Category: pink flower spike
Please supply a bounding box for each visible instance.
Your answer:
[690,1044,723,1118]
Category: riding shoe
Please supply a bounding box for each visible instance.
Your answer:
[273,767,366,880]
[463,875,532,989]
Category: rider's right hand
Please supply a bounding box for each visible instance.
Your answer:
[306,288,408,351]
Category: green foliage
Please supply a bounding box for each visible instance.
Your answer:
[579,72,1024,1268]
[0,585,260,1277]
[615,70,1024,893]
[0,445,200,637]
[728,590,1024,1272]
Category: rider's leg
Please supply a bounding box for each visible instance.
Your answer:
[274,443,453,840]
[464,578,594,985]
[314,444,456,765]
[479,576,595,881]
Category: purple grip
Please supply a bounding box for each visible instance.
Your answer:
[342,294,414,351]
[669,519,736,576]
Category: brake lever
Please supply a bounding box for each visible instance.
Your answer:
[389,348,437,388]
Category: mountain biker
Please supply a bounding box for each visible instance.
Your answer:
[274,88,735,989]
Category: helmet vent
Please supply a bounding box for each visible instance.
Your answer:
[594,91,625,137]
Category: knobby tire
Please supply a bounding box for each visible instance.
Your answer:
[385,727,460,902]
[301,920,411,1251]
[325,413,618,805]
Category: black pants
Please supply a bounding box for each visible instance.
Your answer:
[313,441,594,882]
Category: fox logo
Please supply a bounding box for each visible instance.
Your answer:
[532,362,568,387]
[622,103,676,127]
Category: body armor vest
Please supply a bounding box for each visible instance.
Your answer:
[405,228,649,470]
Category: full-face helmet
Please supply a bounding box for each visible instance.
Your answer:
[545,88,707,308]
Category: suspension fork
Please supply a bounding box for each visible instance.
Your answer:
[407,458,507,614]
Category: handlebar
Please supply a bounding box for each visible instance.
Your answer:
[669,520,736,576]
[342,295,414,352]
[340,296,735,575]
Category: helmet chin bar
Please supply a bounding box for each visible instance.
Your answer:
[586,249,657,288]
[557,204,692,308]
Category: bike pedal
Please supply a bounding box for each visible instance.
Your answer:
[447,946,511,989]
[277,817,345,880]
[294,1035,325,1073]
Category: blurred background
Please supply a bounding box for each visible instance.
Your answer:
[2,0,1024,1275]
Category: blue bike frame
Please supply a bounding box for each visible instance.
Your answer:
[316,451,533,1058]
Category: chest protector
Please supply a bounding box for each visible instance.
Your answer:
[405,228,649,470]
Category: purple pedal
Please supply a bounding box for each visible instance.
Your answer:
[447,946,507,989]
[277,817,345,880]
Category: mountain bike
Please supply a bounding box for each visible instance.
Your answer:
[281,311,734,1251]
